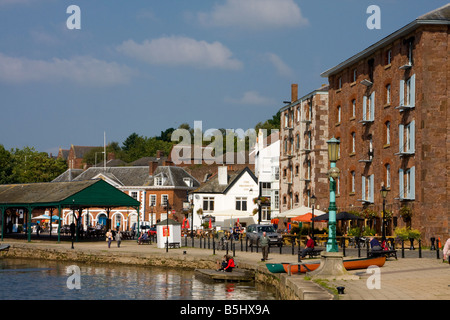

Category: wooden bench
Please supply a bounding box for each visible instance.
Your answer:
[165,242,180,249]
[139,238,151,244]
[369,249,397,260]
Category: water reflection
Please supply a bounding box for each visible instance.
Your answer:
[0,259,276,300]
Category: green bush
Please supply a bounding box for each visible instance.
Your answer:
[362,227,375,236]
[394,227,421,240]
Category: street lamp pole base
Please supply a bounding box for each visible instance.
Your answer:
[307,252,359,281]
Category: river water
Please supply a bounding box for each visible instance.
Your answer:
[0,258,277,300]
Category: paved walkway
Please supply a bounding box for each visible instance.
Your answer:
[2,238,450,300]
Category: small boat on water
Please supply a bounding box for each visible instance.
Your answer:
[266,256,386,274]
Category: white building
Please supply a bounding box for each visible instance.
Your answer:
[252,130,280,221]
[190,167,259,230]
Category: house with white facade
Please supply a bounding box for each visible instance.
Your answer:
[252,130,280,221]
[190,166,259,230]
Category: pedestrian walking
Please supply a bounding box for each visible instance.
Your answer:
[106,229,113,248]
[260,231,269,261]
[115,231,122,248]
[443,238,450,264]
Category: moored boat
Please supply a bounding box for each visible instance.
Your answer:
[265,263,288,273]
[277,256,386,274]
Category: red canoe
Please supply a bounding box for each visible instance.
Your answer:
[282,256,386,274]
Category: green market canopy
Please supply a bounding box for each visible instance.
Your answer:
[0,179,140,241]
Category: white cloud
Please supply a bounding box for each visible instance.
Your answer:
[266,53,294,77]
[197,0,309,29]
[226,91,276,106]
[117,36,243,70]
[0,53,135,86]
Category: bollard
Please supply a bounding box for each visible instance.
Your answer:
[233,243,235,257]
[185,235,187,247]
[280,241,283,255]
[245,237,248,252]
[226,241,229,256]
[357,239,361,258]
[213,239,216,255]
[342,237,346,257]
[430,237,436,250]
[419,239,422,258]
[337,286,345,295]
[401,240,405,258]
[366,239,369,258]
[298,246,301,263]
[240,237,243,251]
[192,235,194,248]
[437,238,440,259]
[292,240,295,255]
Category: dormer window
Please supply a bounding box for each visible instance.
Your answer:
[183,177,193,187]
[154,174,166,186]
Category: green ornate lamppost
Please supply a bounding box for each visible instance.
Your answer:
[326,137,340,253]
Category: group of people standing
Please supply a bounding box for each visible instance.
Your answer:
[105,229,122,248]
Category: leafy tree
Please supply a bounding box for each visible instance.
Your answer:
[0,145,14,184]
[10,147,67,183]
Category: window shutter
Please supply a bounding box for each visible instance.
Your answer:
[409,166,415,200]
[370,92,375,121]
[369,174,374,203]
[361,176,366,200]
[410,120,415,153]
[399,124,404,153]
[410,74,416,107]
[399,79,405,106]
[399,168,404,199]
[363,96,367,120]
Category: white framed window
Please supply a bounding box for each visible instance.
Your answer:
[337,106,341,123]
[399,167,415,200]
[351,132,356,153]
[399,121,415,154]
[150,194,156,207]
[202,197,214,211]
[386,121,391,145]
[353,69,357,82]
[386,84,391,105]
[262,207,271,221]
[261,182,271,196]
[155,176,164,186]
[386,164,391,188]
[351,171,355,193]
[399,74,415,110]
[273,190,279,210]
[361,174,374,203]
[362,92,375,122]
[235,197,247,211]
[352,99,356,118]
[131,191,138,200]
[161,194,168,207]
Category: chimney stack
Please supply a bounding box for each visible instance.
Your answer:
[149,161,158,175]
[218,166,228,185]
[291,84,298,103]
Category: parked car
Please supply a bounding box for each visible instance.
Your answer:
[246,224,282,246]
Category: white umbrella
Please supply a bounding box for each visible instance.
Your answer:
[277,206,326,218]
[32,214,51,220]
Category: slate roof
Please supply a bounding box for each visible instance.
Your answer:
[52,166,200,189]
[191,167,256,194]
[51,169,84,182]
[0,180,97,205]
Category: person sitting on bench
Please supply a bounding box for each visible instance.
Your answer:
[301,234,315,258]
[369,236,383,251]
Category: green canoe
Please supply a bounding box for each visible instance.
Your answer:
[266,263,287,273]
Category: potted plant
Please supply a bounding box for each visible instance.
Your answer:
[399,206,413,224]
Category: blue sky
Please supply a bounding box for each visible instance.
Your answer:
[0,0,447,155]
